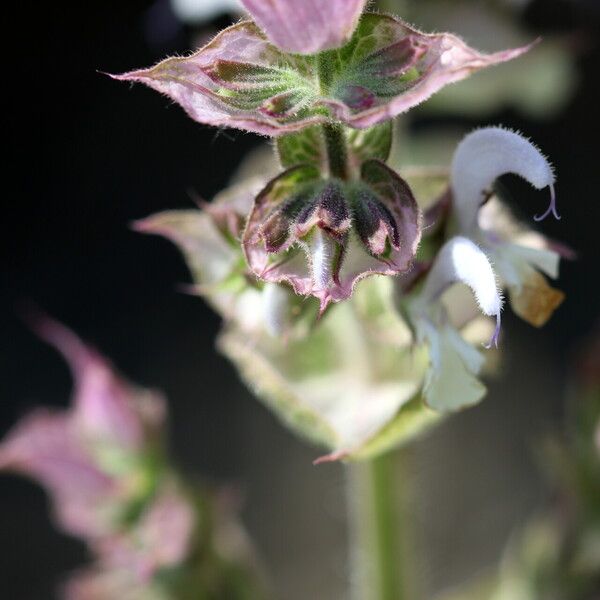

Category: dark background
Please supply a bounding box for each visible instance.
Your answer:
[1,1,599,598]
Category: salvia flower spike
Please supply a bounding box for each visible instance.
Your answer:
[112,14,533,137]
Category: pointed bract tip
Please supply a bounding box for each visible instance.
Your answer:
[131,217,155,233]
[104,70,142,82]
[18,307,92,372]
[313,449,349,465]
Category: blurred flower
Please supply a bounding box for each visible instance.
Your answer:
[137,161,507,461]
[135,175,290,334]
[112,14,532,136]
[0,317,165,538]
[1,318,267,599]
[93,479,195,581]
[0,408,119,538]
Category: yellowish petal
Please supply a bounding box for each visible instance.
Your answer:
[509,270,565,327]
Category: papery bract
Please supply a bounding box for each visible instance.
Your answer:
[219,282,439,463]
[241,0,367,54]
[113,14,532,136]
[32,316,165,452]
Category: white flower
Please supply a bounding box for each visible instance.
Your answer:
[450,126,564,329]
[404,237,503,411]
[170,0,241,23]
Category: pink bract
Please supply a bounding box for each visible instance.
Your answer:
[112,15,533,137]
[0,409,115,537]
[0,318,166,538]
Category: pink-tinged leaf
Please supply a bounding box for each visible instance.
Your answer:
[30,316,165,451]
[339,84,376,110]
[241,0,367,54]
[112,14,532,136]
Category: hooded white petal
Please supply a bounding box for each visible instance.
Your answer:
[421,236,503,324]
[451,127,557,231]
[171,0,241,23]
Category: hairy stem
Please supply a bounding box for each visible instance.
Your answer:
[322,124,349,180]
[317,51,349,180]
[347,449,418,600]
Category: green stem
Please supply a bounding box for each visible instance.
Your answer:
[322,124,349,180]
[317,50,335,95]
[317,51,349,180]
[347,450,417,600]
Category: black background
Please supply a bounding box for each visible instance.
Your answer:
[1,1,599,598]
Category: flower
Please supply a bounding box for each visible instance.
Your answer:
[395,128,566,412]
[1,317,268,598]
[449,127,565,329]
[0,317,165,538]
[92,478,195,581]
[242,160,422,312]
[241,0,367,54]
[401,236,503,411]
[171,0,241,24]
[112,14,532,136]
